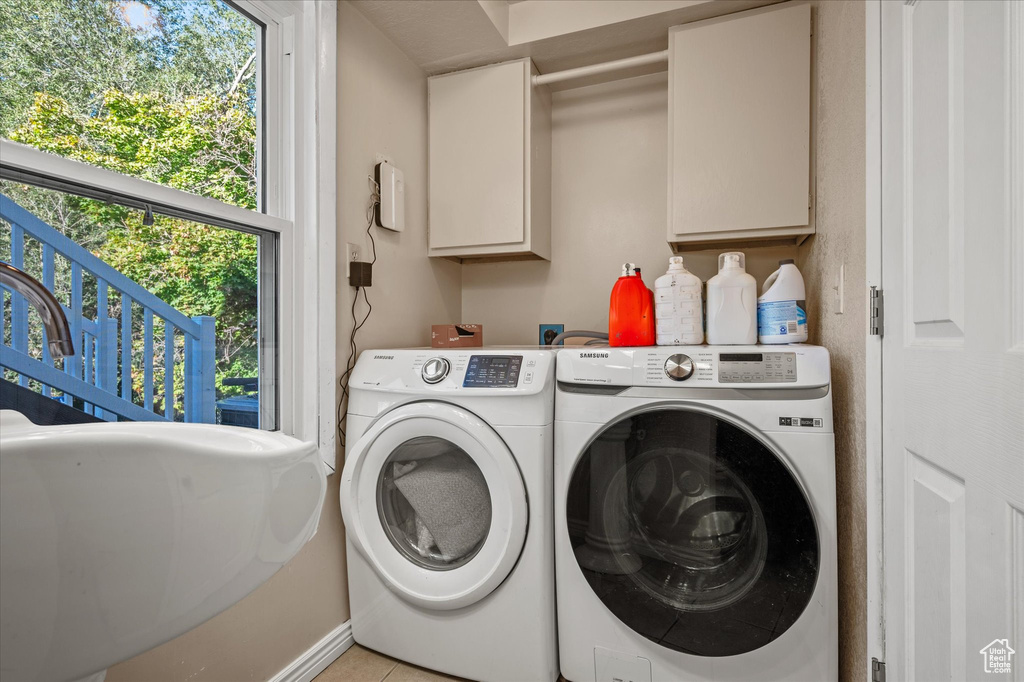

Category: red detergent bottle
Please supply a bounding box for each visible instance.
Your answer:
[609,263,656,347]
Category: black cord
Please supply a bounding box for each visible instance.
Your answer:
[338,185,379,448]
[366,174,379,265]
[366,206,377,265]
[336,285,361,447]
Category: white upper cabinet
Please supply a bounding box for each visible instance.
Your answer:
[428,58,551,263]
[668,3,813,251]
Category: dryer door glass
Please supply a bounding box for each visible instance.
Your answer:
[378,436,492,570]
[565,408,818,657]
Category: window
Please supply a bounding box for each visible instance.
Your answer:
[0,1,337,469]
[1,0,273,427]
[1,179,275,425]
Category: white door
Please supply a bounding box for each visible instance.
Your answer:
[881,1,1024,680]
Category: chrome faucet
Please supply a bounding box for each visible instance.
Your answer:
[0,261,75,358]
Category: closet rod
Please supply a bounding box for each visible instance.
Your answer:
[532,50,669,87]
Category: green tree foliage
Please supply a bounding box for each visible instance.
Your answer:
[0,0,257,133]
[0,0,157,135]
[13,89,257,207]
[0,0,262,413]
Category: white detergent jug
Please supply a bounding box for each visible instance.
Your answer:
[655,256,704,345]
[757,259,808,344]
[706,252,757,345]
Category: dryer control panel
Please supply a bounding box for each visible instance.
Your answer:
[350,348,554,397]
[463,355,523,387]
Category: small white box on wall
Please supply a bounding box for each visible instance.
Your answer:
[375,160,404,232]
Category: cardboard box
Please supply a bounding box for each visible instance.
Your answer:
[431,324,483,348]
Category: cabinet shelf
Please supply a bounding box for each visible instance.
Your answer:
[428,58,551,263]
[667,3,814,250]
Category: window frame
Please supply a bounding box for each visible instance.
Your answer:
[0,0,338,471]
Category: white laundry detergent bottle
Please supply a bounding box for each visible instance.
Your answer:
[655,256,704,345]
[706,252,757,345]
[757,258,808,344]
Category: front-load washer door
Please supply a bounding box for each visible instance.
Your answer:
[341,401,528,611]
[565,406,819,657]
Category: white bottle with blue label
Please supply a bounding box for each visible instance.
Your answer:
[757,259,808,344]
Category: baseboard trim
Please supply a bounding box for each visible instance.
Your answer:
[269,620,353,682]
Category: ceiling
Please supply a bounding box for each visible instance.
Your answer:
[349,0,782,89]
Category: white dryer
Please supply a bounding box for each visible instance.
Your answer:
[555,346,837,682]
[341,348,558,682]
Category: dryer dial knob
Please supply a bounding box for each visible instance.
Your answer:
[664,354,694,381]
[421,357,451,384]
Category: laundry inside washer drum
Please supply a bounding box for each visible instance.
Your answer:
[623,448,768,612]
[378,436,492,570]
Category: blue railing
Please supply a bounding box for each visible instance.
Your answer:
[0,194,216,423]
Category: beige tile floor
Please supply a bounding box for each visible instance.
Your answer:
[314,645,569,682]
[314,644,466,682]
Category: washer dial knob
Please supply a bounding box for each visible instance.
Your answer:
[664,354,694,381]
[421,357,450,384]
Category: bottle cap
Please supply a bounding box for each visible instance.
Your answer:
[668,256,685,271]
[621,262,636,277]
[719,251,746,271]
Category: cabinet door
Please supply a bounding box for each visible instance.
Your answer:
[429,61,526,251]
[669,3,811,241]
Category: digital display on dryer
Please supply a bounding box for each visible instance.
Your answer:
[463,355,522,387]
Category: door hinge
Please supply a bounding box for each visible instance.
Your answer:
[869,286,884,337]
[872,658,886,682]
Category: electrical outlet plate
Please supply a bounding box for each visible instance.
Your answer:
[345,242,361,278]
[539,324,564,346]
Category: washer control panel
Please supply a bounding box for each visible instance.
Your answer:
[557,346,828,389]
[664,354,695,381]
[463,355,523,388]
[718,352,797,383]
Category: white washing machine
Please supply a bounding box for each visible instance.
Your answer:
[554,346,837,682]
[340,348,558,682]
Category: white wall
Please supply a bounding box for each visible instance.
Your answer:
[461,72,797,345]
[797,2,866,680]
[336,1,462,361]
